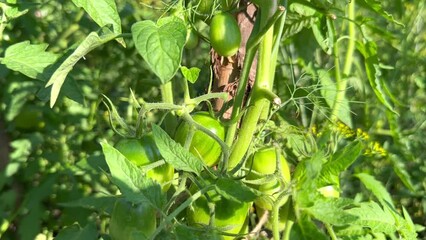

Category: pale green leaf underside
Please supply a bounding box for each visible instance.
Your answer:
[45,29,119,108]
[72,0,125,46]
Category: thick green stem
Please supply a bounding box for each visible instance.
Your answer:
[329,18,343,122]
[228,27,274,170]
[343,0,356,76]
[331,1,355,121]
[160,81,177,134]
[225,6,285,148]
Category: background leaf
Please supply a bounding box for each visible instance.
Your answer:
[72,0,125,46]
[1,41,58,79]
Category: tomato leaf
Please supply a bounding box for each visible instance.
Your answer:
[132,16,186,84]
[72,0,125,46]
[357,41,398,115]
[355,173,395,209]
[152,124,203,174]
[1,41,58,80]
[180,66,201,84]
[45,26,120,108]
[318,141,363,186]
[215,177,260,203]
[306,198,358,226]
[100,141,165,209]
[291,214,329,240]
[345,201,396,235]
[55,223,98,240]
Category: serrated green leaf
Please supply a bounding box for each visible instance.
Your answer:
[345,202,396,235]
[215,177,259,203]
[318,69,353,127]
[152,124,203,174]
[132,16,186,84]
[181,66,201,84]
[357,41,398,115]
[355,173,394,209]
[3,2,29,20]
[388,154,415,192]
[290,214,329,240]
[311,16,332,55]
[45,28,120,107]
[306,198,358,226]
[100,141,165,209]
[1,41,58,79]
[72,0,125,46]
[283,14,316,39]
[59,195,116,214]
[55,223,98,240]
[357,0,404,27]
[318,141,363,186]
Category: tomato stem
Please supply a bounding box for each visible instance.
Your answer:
[150,185,215,240]
[225,6,285,147]
[227,25,275,170]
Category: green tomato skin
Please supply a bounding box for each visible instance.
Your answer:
[109,199,156,240]
[191,0,215,21]
[185,28,199,49]
[115,134,174,191]
[174,112,225,166]
[318,185,340,198]
[246,147,291,210]
[209,12,241,57]
[187,193,249,240]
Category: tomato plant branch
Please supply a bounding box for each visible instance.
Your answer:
[228,26,274,170]
[150,185,215,240]
[329,17,344,122]
[180,111,230,161]
[225,6,285,147]
[343,0,356,76]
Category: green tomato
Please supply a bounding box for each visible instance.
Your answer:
[209,12,241,57]
[115,134,174,191]
[14,107,45,131]
[187,189,249,240]
[246,147,291,210]
[174,112,225,166]
[109,199,156,240]
[318,185,340,198]
[190,0,215,21]
[185,28,199,49]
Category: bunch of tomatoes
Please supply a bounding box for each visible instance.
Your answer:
[109,1,295,239]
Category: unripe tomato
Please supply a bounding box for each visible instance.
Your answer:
[190,0,215,21]
[185,28,199,49]
[174,112,225,166]
[187,188,249,240]
[246,147,291,210]
[109,199,156,240]
[318,185,340,198]
[209,12,241,57]
[115,134,174,191]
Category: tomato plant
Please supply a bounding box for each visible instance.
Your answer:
[115,134,174,191]
[1,0,423,240]
[174,112,225,166]
[246,147,291,210]
[187,189,249,240]
[209,12,241,57]
[109,199,156,240]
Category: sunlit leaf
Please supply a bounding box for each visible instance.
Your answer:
[152,124,203,174]
[132,16,186,84]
